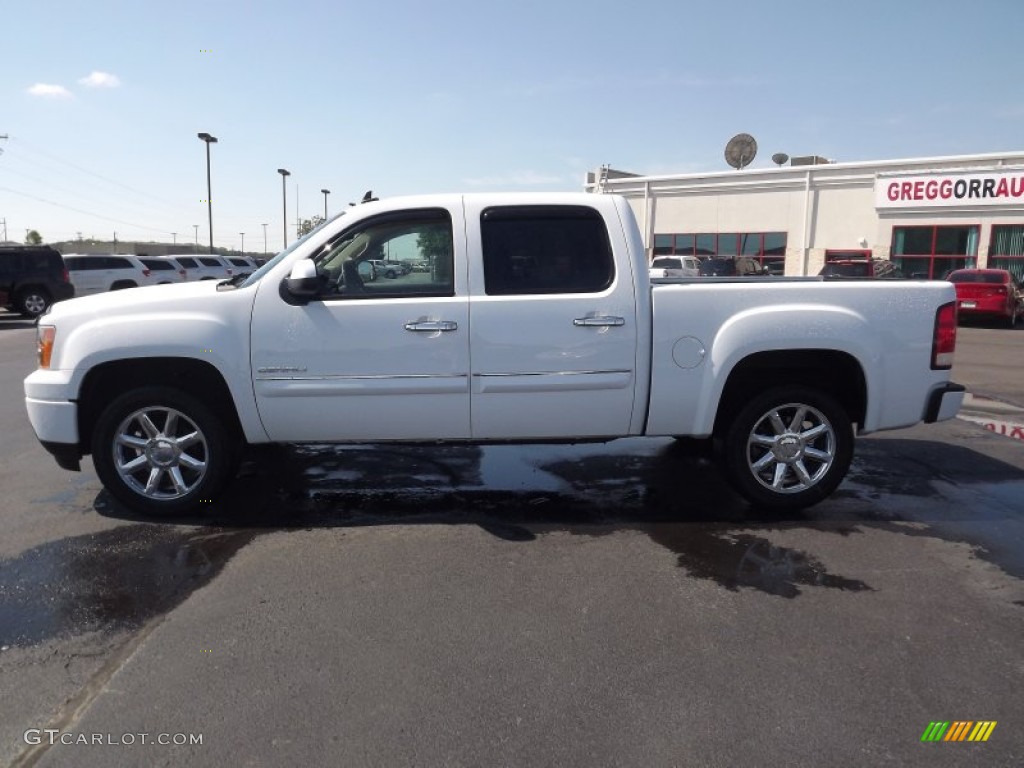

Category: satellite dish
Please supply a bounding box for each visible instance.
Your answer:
[725,133,757,170]
[771,152,789,167]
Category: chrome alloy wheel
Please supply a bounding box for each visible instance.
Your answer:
[745,402,836,494]
[112,406,209,499]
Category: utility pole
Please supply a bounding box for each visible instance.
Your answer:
[171,232,177,245]
[262,223,268,255]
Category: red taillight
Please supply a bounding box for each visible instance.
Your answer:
[932,301,957,369]
[142,268,151,277]
[179,269,186,279]
[62,268,70,283]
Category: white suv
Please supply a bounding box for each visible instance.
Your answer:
[649,255,701,278]
[160,254,233,281]
[62,254,156,296]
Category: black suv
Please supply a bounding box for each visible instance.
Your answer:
[0,246,76,317]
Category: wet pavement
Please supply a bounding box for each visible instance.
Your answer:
[5,429,1022,657]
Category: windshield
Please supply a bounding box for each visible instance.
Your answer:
[948,271,1006,284]
[239,211,347,288]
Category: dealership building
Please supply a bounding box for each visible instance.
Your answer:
[585,151,1024,281]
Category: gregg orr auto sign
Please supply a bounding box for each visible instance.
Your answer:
[875,169,1024,209]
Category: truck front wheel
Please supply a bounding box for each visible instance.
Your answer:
[91,387,237,516]
[722,386,853,510]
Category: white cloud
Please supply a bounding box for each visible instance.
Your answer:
[27,83,73,99]
[79,71,121,88]
[464,171,565,187]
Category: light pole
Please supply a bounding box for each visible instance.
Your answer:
[240,232,245,254]
[321,188,330,221]
[192,224,199,253]
[197,132,218,253]
[171,232,177,245]
[277,169,290,248]
[262,223,268,255]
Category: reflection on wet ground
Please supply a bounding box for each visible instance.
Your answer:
[4,436,1023,647]
[0,527,255,647]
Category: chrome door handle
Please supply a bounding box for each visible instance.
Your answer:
[404,320,458,332]
[573,316,625,327]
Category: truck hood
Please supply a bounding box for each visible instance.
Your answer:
[43,281,234,326]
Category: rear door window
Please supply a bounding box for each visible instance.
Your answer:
[480,205,614,295]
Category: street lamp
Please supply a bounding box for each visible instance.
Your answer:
[171,232,177,245]
[321,188,330,220]
[277,169,290,248]
[262,223,268,255]
[197,132,218,253]
[240,232,245,254]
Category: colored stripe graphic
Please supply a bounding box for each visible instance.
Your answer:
[968,722,997,742]
[945,721,972,741]
[921,721,996,742]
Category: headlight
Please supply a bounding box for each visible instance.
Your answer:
[37,325,55,369]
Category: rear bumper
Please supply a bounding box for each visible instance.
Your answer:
[957,298,1012,317]
[924,381,966,423]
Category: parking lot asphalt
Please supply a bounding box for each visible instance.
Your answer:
[1,314,1022,767]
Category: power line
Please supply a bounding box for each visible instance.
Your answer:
[0,185,173,234]
[9,135,186,209]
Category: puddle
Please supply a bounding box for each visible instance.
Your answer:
[0,525,255,647]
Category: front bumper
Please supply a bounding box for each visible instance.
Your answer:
[924,381,966,423]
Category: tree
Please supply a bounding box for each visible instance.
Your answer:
[417,225,452,282]
[25,230,42,245]
[297,215,324,237]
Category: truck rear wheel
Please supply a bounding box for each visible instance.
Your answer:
[91,387,237,516]
[722,386,853,510]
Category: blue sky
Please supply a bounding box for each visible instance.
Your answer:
[2,0,1022,251]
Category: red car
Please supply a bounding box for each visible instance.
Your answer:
[947,269,1023,327]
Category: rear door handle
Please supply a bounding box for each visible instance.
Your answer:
[404,320,458,332]
[573,316,625,327]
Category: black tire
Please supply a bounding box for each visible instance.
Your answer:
[721,385,853,510]
[385,270,397,279]
[110,281,137,291]
[91,387,238,516]
[16,287,51,318]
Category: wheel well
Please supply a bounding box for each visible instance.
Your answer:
[16,284,49,299]
[712,350,867,436]
[77,358,245,454]
[110,281,137,290]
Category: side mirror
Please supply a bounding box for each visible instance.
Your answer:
[280,260,323,305]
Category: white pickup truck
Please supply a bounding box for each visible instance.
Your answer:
[24,193,964,515]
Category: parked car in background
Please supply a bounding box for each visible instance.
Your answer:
[0,245,75,317]
[159,254,231,281]
[61,254,155,297]
[139,257,186,284]
[225,256,259,276]
[649,255,701,278]
[947,268,1023,327]
[369,259,410,278]
[698,257,768,277]
[819,258,903,279]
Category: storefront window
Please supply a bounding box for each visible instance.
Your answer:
[891,225,977,278]
[990,225,1024,282]
[653,235,673,256]
[653,232,787,269]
